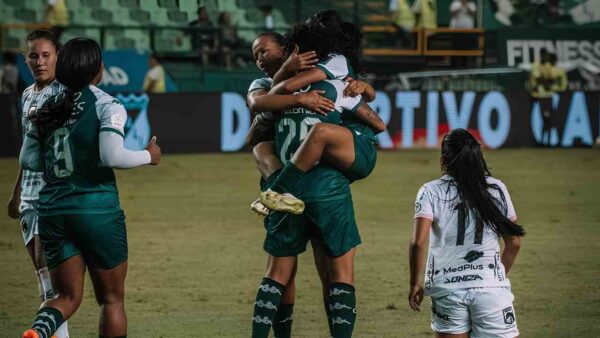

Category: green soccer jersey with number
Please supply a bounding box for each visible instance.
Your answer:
[274,79,361,202]
[29,85,127,215]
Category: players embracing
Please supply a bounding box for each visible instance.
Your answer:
[246,10,385,338]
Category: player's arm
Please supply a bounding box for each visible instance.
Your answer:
[271,46,318,87]
[247,88,335,115]
[7,167,22,219]
[501,235,521,275]
[343,77,376,102]
[98,102,160,168]
[408,217,431,312]
[269,68,327,95]
[353,102,386,133]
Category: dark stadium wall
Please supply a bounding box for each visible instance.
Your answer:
[1,91,598,157]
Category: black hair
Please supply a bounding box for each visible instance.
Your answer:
[31,38,103,136]
[257,31,286,48]
[305,10,365,75]
[441,129,525,237]
[26,29,59,50]
[285,23,341,64]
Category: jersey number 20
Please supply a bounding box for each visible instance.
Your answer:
[278,117,321,163]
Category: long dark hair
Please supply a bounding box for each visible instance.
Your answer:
[305,10,365,75]
[441,129,525,237]
[31,38,102,136]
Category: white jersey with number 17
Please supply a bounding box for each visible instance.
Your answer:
[413,175,517,298]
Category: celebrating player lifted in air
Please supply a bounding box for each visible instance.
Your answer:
[247,10,385,338]
[408,129,525,338]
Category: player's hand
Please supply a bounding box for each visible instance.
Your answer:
[408,285,424,312]
[7,194,20,219]
[283,45,318,73]
[343,77,368,98]
[298,90,335,116]
[146,136,162,165]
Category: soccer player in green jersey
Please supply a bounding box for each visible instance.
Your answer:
[6,30,70,338]
[258,11,386,213]
[248,23,382,337]
[20,38,161,338]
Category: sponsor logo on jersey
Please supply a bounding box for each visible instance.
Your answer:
[503,306,516,326]
[282,107,317,115]
[432,306,449,321]
[415,202,422,213]
[463,250,484,263]
[442,264,483,275]
[443,274,483,284]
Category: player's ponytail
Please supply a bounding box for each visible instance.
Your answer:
[441,129,525,237]
[32,38,102,137]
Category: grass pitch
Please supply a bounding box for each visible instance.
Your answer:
[1,149,599,337]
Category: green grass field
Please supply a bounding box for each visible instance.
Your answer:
[1,149,599,337]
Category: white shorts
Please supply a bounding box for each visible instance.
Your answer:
[430,287,519,338]
[19,202,39,246]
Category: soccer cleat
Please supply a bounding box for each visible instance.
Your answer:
[251,199,271,216]
[260,189,305,215]
[22,329,57,338]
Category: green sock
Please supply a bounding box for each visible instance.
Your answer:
[329,283,356,338]
[272,303,294,338]
[252,277,284,338]
[31,307,64,338]
[270,163,305,195]
[324,298,334,337]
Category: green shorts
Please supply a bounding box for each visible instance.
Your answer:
[263,195,361,258]
[39,210,128,270]
[345,130,377,182]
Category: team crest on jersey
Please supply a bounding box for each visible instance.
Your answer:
[27,106,37,117]
[415,202,422,213]
[503,307,516,326]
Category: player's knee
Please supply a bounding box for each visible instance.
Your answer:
[307,123,331,142]
[95,286,125,306]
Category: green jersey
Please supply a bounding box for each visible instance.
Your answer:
[274,79,361,202]
[30,85,127,215]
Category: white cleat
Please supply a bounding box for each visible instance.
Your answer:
[251,199,271,216]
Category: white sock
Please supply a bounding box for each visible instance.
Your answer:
[55,321,70,338]
[38,267,53,296]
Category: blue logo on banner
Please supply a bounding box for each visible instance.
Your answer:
[116,93,151,150]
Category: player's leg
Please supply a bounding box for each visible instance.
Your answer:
[272,261,297,338]
[252,141,282,215]
[311,238,334,336]
[261,124,355,214]
[326,248,357,338]
[89,262,128,337]
[253,141,282,181]
[23,255,86,338]
[252,255,296,338]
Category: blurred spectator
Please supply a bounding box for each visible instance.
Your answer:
[530,48,556,146]
[449,0,476,68]
[45,0,70,41]
[389,0,415,48]
[261,4,274,30]
[143,54,166,93]
[0,51,18,93]
[449,0,476,29]
[217,11,240,69]
[413,0,438,30]
[549,53,567,92]
[188,6,216,66]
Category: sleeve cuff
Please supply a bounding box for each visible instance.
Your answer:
[316,64,336,79]
[100,127,125,138]
[414,214,433,221]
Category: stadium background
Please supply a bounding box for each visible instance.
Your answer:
[1,0,599,337]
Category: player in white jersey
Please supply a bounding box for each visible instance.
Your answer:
[408,129,525,338]
[6,30,70,338]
